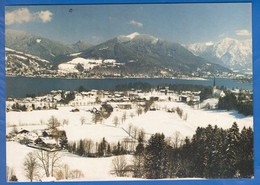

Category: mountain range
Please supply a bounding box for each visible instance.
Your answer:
[185,38,252,73]
[6,29,91,61]
[5,29,251,78]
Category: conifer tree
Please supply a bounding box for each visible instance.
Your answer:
[133,134,145,178]
[222,122,240,178]
[238,127,254,177]
[144,133,169,179]
[77,139,85,156]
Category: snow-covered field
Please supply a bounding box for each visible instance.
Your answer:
[7,99,253,140]
[6,98,253,182]
[58,58,119,73]
[7,142,134,182]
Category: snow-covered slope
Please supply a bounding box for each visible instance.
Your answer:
[58,58,119,73]
[5,47,51,76]
[186,38,252,72]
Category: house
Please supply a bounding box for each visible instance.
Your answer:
[117,104,132,109]
[18,129,29,134]
[212,88,225,98]
[179,95,191,102]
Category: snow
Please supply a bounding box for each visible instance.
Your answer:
[6,141,134,182]
[126,32,140,40]
[205,41,214,46]
[186,38,252,71]
[5,47,50,63]
[58,58,120,73]
[63,124,130,143]
[70,52,82,56]
[7,99,253,140]
[7,142,38,181]
[99,47,108,51]
[40,177,56,182]
[6,94,253,182]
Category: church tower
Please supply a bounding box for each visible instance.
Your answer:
[212,77,217,97]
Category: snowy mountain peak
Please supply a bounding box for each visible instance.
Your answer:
[185,38,252,72]
[125,32,140,40]
[205,41,214,46]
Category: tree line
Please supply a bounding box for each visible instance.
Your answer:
[129,122,253,179]
[218,91,253,116]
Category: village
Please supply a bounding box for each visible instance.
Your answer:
[6,83,252,150]
[6,84,253,181]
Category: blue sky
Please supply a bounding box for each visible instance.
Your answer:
[5,3,252,45]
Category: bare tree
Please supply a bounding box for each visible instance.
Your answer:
[54,169,64,180]
[128,123,133,137]
[80,116,86,125]
[95,96,101,104]
[138,129,145,141]
[122,112,127,123]
[83,139,94,155]
[130,112,135,119]
[62,119,69,126]
[132,126,138,139]
[112,155,128,177]
[136,107,143,116]
[113,116,119,127]
[63,164,70,180]
[23,152,39,182]
[92,113,103,124]
[171,131,181,149]
[6,166,15,181]
[35,150,61,177]
[69,169,85,179]
[50,151,62,177]
[48,116,60,130]
[40,119,45,125]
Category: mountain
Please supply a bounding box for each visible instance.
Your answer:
[6,29,74,61]
[69,40,92,52]
[185,38,252,73]
[5,30,233,78]
[57,32,232,77]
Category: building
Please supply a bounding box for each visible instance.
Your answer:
[212,77,225,98]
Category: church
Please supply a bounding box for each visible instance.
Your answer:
[212,77,226,98]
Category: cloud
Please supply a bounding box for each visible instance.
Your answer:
[6,8,53,25]
[36,10,53,23]
[6,8,32,25]
[129,20,143,28]
[235,29,251,36]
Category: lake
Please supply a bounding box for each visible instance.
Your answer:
[6,76,253,98]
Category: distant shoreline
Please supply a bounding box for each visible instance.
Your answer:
[5,75,213,81]
[6,75,253,82]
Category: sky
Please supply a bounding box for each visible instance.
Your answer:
[5,3,252,45]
